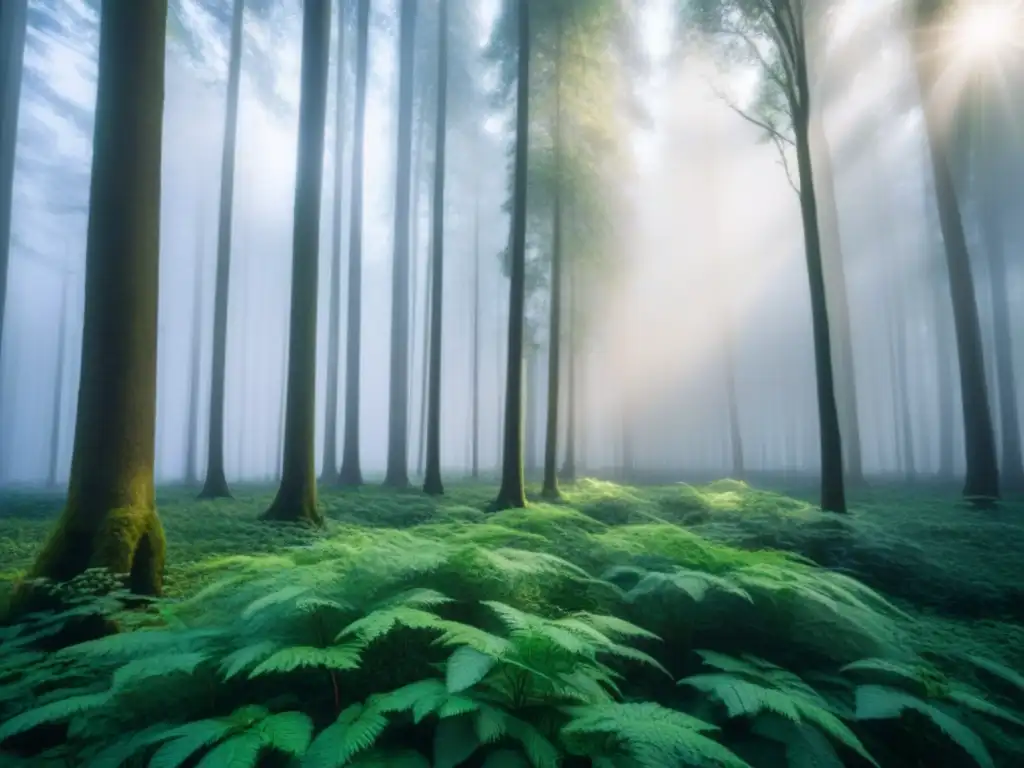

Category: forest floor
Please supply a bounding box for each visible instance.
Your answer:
[1,477,1022,667]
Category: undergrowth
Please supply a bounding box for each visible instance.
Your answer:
[0,479,1021,766]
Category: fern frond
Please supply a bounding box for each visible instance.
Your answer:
[433,714,481,768]
[447,646,497,693]
[301,703,388,768]
[110,652,207,693]
[346,749,430,767]
[148,719,238,768]
[241,585,310,620]
[946,687,1024,727]
[248,642,364,678]
[257,711,314,756]
[194,731,263,768]
[380,588,454,609]
[219,641,279,680]
[82,722,178,768]
[567,613,661,642]
[504,713,561,768]
[0,692,112,743]
[681,674,802,722]
[338,606,449,644]
[963,656,1024,696]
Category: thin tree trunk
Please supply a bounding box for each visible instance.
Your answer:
[0,0,28,482]
[408,121,426,449]
[384,0,418,489]
[19,0,168,607]
[911,15,999,502]
[560,267,576,483]
[493,0,530,510]
[47,272,70,488]
[200,0,244,499]
[417,235,433,477]
[185,213,204,485]
[887,277,915,480]
[470,171,481,480]
[791,60,846,513]
[423,0,448,496]
[261,0,331,525]
[277,332,287,480]
[338,0,370,487]
[541,18,564,500]
[926,198,957,478]
[321,0,348,484]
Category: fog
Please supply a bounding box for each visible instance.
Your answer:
[1,0,1022,492]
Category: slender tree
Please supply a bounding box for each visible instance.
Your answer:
[185,207,205,485]
[321,0,348,485]
[560,264,577,483]
[47,270,71,489]
[470,171,482,480]
[17,0,168,606]
[494,0,531,510]
[200,0,245,499]
[910,0,999,502]
[423,0,449,496]
[338,0,371,487]
[262,0,331,524]
[0,0,28,481]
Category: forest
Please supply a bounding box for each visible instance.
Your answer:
[0,0,1022,765]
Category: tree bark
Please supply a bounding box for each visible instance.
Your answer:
[791,55,846,513]
[423,0,449,496]
[338,0,370,487]
[321,0,348,485]
[910,13,999,502]
[47,272,70,489]
[417,234,433,477]
[470,170,481,480]
[185,210,205,486]
[199,0,244,500]
[560,265,577,483]
[493,0,530,510]
[20,0,168,603]
[0,0,28,482]
[384,0,419,489]
[261,0,331,525]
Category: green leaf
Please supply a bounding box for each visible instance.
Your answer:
[219,641,278,680]
[195,731,264,768]
[110,652,207,692]
[249,643,364,677]
[481,749,531,768]
[258,711,314,756]
[301,704,389,768]
[242,585,310,619]
[447,647,496,693]
[0,692,112,743]
[148,720,237,768]
[434,715,481,768]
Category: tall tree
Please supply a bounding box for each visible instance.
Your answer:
[494,0,531,510]
[186,210,205,486]
[47,270,70,489]
[910,0,999,502]
[690,0,846,512]
[384,0,418,489]
[262,0,331,525]
[321,0,348,485]
[338,0,370,487]
[423,0,450,496]
[470,169,482,480]
[199,0,245,500]
[17,0,168,605]
[0,0,28,481]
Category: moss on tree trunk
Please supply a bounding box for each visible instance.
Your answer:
[262,0,331,526]
[13,0,169,610]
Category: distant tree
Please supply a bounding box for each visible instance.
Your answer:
[47,269,71,489]
[186,204,206,486]
[262,0,331,525]
[494,0,532,511]
[688,0,846,512]
[470,167,482,480]
[423,0,450,496]
[321,0,349,485]
[199,0,245,500]
[909,0,999,502]
[384,0,419,490]
[15,0,169,607]
[338,0,371,488]
[0,0,28,481]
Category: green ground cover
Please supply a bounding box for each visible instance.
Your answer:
[0,480,1022,766]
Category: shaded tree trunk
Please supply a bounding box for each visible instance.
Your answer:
[493,0,531,510]
[560,270,576,483]
[423,0,449,496]
[261,0,331,525]
[790,54,846,513]
[321,0,348,485]
[338,0,371,487]
[524,351,539,475]
[384,0,418,489]
[47,272,70,489]
[0,0,28,482]
[925,198,957,478]
[199,0,244,500]
[911,13,999,502]
[417,234,434,477]
[19,0,168,605]
[408,121,426,452]
[185,215,204,485]
[470,172,481,480]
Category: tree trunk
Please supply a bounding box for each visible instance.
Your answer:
[925,198,957,478]
[261,0,331,525]
[541,20,564,500]
[791,61,846,513]
[277,333,287,480]
[493,0,530,510]
[47,272,70,489]
[809,111,864,487]
[887,277,915,480]
[19,0,168,605]
[338,0,370,487]
[910,18,999,502]
[408,121,426,452]
[423,0,449,496]
[185,216,204,485]
[560,268,577,483]
[384,0,418,489]
[0,0,28,482]
[321,0,348,485]
[199,0,244,500]
[470,171,481,480]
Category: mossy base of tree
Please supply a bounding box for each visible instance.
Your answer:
[198,469,232,500]
[423,474,444,496]
[6,502,166,621]
[382,472,410,490]
[337,462,363,488]
[260,496,323,526]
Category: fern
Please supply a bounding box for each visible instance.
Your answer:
[248,642,364,678]
[302,703,389,767]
